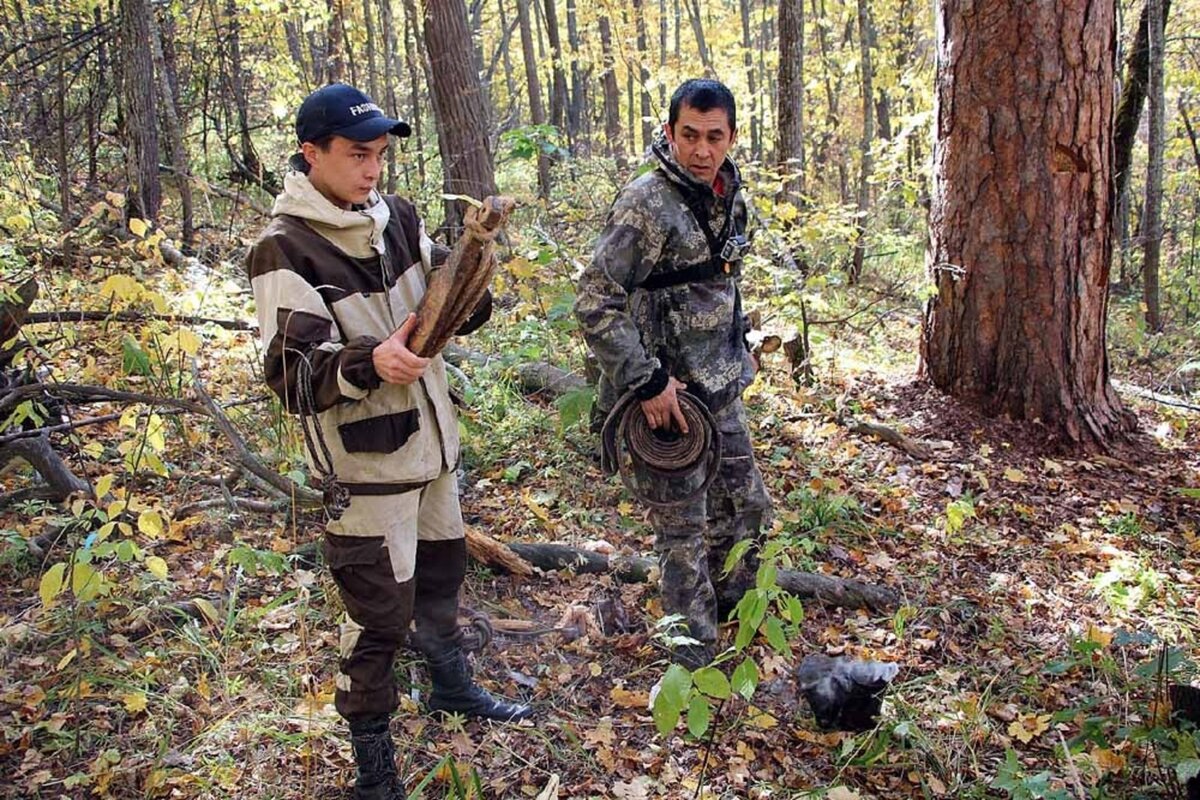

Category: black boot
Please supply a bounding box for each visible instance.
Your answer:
[348,716,404,799]
[426,647,533,722]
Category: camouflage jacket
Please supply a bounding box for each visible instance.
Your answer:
[575,136,754,413]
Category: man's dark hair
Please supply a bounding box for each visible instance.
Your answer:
[668,79,737,133]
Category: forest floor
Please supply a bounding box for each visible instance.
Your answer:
[0,249,1198,799]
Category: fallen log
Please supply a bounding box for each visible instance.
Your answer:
[442,344,587,400]
[488,540,898,611]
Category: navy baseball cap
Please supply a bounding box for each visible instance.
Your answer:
[295,83,412,143]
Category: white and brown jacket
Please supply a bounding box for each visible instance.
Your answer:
[247,174,489,533]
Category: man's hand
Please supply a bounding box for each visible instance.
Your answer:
[372,313,430,385]
[640,376,689,433]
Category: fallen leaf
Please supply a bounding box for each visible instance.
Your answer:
[610,685,650,709]
[1008,712,1050,743]
[1003,468,1027,483]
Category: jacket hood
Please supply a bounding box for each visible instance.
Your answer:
[272,171,390,257]
[649,130,742,200]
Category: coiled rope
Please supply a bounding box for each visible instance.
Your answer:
[600,389,721,508]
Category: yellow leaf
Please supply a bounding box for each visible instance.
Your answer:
[609,686,649,709]
[1090,747,1126,774]
[107,499,127,519]
[1008,712,1051,743]
[521,489,551,523]
[617,501,634,517]
[101,274,143,303]
[94,474,115,500]
[4,213,30,232]
[56,647,77,671]
[122,691,148,714]
[197,672,211,700]
[192,597,221,624]
[747,707,778,729]
[105,191,126,207]
[39,562,67,608]
[129,218,148,238]
[145,556,169,580]
[176,328,202,355]
[1003,468,1027,483]
[1085,624,1113,648]
[146,413,166,452]
[138,510,164,538]
[588,662,603,677]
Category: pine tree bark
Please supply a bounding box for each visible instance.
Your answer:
[777,0,803,202]
[1142,0,1164,332]
[423,0,499,231]
[119,0,160,221]
[515,0,551,198]
[921,1,1130,447]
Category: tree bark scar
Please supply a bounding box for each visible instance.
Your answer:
[1052,143,1087,173]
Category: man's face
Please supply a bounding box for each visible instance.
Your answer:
[664,103,736,186]
[302,134,389,208]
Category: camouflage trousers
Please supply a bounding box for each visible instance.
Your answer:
[649,398,772,647]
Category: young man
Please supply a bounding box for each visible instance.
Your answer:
[575,79,772,669]
[247,83,530,800]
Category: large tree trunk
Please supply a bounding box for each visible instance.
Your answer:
[423,0,499,232]
[119,0,161,221]
[920,1,1130,448]
[515,0,552,198]
[1142,0,1164,332]
[777,0,803,202]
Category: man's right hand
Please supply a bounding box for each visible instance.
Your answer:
[640,376,689,433]
[372,313,430,385]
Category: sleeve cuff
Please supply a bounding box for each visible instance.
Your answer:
[633,367,670,401]
[339,336,383,394]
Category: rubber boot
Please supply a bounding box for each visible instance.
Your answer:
[426,647,533,722]
[413,539,532,722]
[348,716,404,799]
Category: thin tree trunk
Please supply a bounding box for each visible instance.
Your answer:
[599,15,624,165]
[499,0,518,113]
[850,0,874,284]
[283,17,310,85]
[326,0,346,82]
[380,0,401,192]
[542,0,568,132]
[685,0,713,74]
[777,0,803,202]
[658,0,668,110]
[1142,0,1164,332]
[741,0,760,162]
[149,8,193,248]
[363,0,379,101]
[1180,101,1200,181]
[402,0,428,190]
[56,27,70,233]
[423,0,499,231]
[225,0,263,185]
[634,0,653,149]
[119,0,160,221]
[515,0,551,198]
[565,0,585,147]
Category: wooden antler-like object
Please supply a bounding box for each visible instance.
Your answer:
[409,196,515,358]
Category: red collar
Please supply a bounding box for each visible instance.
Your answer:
[713,175,726,197]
